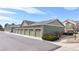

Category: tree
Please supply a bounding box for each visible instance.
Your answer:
[0,24,4,31]
[11,23,15,25]
[4,23,9,27]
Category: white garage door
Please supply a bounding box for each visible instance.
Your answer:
[24,29,29,35]
[18,29,20,34]
[29,29,35,36]
[35,29,41,37]
[20,29,22,34]
[21,29,24,34]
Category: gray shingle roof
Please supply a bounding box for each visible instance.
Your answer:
[74,21,79,23]
[20,19,64,27]
[65,19,79,23]
[5,24,21,28]
[10,24,21,27]
[22,20,35,25]
[31,19,60,26]
[5,19,64,28]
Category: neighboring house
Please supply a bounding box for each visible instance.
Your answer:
[63,20,79,32]
[4,19,64,38]
[4,23,20,32]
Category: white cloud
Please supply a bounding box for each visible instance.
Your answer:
[0,16,21,26]
[64,7,78,10]
[13,7,45,14]
[0,7,45,14]
[0,0,47,26]
[0,0,46,14]
[0,10,16,14]
[0,16,17,23]
[0,16,14,20]
[0,7,46,14]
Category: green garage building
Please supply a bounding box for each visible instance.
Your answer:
[4,19,64,38]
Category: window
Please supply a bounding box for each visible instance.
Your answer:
[66,23,73,29]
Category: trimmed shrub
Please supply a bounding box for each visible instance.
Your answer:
[42,34,59,41]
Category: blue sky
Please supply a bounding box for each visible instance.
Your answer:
[0,7,79,26]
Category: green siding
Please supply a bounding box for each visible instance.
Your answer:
[43,25,64,34]
[12,25,64,38]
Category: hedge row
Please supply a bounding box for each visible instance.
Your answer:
[42,34,59,41]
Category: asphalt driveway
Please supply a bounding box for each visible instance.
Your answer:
[0,31,60,51]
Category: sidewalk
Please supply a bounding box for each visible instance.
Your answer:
[55,34,79,51]
[66,34,79,43]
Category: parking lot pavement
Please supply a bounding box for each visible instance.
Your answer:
[0,31,60,51]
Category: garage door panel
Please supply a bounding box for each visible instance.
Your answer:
[20,29,22,34]
[35,29,41,37]
[29,29,35,36]
[21,29,24,34]
[18,29,20,34]
[24,29,29,35]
